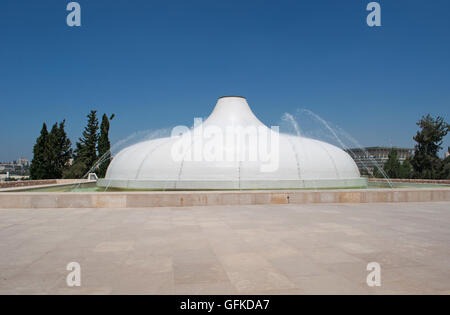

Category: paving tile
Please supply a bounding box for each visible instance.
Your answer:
[93,241,135,253]
[226,268,296,292]
[305,247,364,264]
[173,261,229,285]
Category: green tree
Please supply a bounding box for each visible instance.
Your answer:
[62,159,88,179]
[97,113,113,178]
[411,114,449,179]
[47,123,60,179]
[383,149,402,178]
[371,166,382,178]
[399,158,413,179]
[48,120,72,178]
[66,110,99,178]
[30,123,51,179]
[440,147,450,179]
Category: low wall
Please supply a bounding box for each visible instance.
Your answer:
[0,188,449,209]
[0,179,89,189]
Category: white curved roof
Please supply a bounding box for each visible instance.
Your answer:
[99,97,364,189]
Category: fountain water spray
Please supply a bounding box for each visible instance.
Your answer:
[282,108,393,188]
[70,128,172,192]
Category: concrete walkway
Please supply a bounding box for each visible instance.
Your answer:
[0,202,449,294]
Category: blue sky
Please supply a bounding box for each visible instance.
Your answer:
[0,0,449,161]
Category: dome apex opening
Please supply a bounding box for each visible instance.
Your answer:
[218,95,246,100]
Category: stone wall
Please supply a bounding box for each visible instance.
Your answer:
[0,179,57,189]
[0,179,89,189]
[0,188,449,209]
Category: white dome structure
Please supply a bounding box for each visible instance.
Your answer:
[98,96,366,190]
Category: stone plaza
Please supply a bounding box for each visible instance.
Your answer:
[1,201,449,294]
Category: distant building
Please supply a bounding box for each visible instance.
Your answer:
[0,163,14,172]
[17,157,29,167]
[0,158,30,176]
[345,146,414,174]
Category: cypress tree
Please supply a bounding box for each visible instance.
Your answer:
[68,110,99,178]
[97,113,112,178]
[48,120,72,178]
[47,123,60,179]
[30,123,50,179]
[57,120,73,176]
